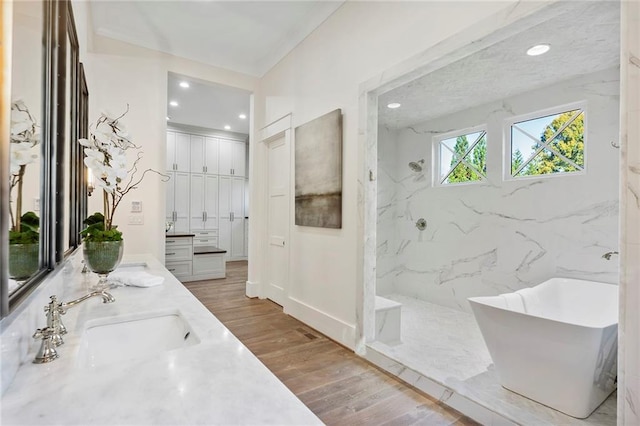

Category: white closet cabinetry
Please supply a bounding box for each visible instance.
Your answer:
[166,132,191,172]
[166,130,247,261]
[218,139,246,177]
[219,176,245,260]
[189,174,218,232]
[165,172,190,232]
[190,136,219,174]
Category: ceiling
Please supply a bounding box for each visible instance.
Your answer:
[378,1,620,129]
[167,73,251,134]
[89,0,345,77]
[89,1,345,134]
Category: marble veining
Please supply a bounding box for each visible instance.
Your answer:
[0,252,321,425]
[377,67,620,313]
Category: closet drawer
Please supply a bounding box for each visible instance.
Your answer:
[166,236,193,247]
[194,237,219,247]
[165,246,192,262]
[193,230,218,238]
[166,261,192,278]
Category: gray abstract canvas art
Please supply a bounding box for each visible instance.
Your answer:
[294,109,342,228]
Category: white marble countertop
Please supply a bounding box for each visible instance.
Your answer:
[1,254,321,425]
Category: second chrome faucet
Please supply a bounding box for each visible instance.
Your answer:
[33,290,115,364]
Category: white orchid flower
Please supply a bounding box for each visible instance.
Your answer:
[10,143,38,175]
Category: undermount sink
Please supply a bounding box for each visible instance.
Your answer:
[76,312,199,368]
[113,262,148,272]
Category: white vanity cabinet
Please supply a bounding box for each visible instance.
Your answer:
[166,132,191,172]
[165,235,194,280]
[218,139,246,177]
[165,171,190,232]
[189,174,218,231]
[190,136,219,175]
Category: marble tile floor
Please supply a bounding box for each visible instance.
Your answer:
[368,294,617,426]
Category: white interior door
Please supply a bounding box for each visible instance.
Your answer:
[265,133,290,306]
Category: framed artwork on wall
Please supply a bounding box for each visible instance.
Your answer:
[294,109,342,229]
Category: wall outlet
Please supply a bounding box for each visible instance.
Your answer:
[128,215,144,225]
[34,198,40,211]
[131,200,142,212]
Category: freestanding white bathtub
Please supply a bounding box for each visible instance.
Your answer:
[468,278,618,418]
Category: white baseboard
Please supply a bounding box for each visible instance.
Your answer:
[285,296,356,350]
[245,280,260,298]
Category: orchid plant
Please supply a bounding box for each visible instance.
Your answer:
[9,100,40,244]
[79,105,166,242]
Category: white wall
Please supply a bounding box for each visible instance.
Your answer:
[377,68,620,312]
[9,2,42,225]
[74,5,257,262]
[252,1,520,349]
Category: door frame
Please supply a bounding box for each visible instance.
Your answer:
[249,114,292,308]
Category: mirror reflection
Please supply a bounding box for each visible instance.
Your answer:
[8,1,43,293]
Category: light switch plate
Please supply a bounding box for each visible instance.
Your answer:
[128,215,144,225]
[34,198,40,211]
[131,200,142,212]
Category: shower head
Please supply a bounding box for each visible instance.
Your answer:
[408,159,425,173]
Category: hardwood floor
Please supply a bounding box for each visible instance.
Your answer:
[184,261,478,426]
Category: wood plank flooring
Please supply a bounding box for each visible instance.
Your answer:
[184,261,478,426]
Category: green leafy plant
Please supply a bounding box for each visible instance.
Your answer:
[9,211,39,244]
[80,212,123,242]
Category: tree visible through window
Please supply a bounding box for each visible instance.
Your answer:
[511,108,584,177]
[438,130,487,185]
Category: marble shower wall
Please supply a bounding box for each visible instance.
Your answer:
[377,67,620,312]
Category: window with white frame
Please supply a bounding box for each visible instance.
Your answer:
[509,107,585,178]
[436,128,487,185]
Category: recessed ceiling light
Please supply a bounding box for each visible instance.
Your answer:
[526,44,550,56]
[169,101,179,107]
[224,125,231,130]
[179,81,190,88]
[387,102,401,109]
[238,114,247,119]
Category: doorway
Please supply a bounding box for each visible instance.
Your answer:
[264,131,291,306]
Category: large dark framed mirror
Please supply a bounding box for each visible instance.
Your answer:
[79,63,89,223]
[5,0,52,309]
[3,0,86,317]
[62,0,81,257]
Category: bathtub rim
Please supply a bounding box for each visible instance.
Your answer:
[468,296,618,329]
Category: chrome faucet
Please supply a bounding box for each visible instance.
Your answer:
[33,290,115,364]
[602,251,619,260]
